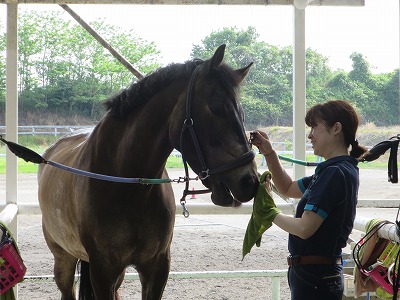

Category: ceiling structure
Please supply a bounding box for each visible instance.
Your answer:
[1,0,364,5]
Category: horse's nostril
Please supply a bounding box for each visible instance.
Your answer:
[244,174,259,197]
[242,173,258,189]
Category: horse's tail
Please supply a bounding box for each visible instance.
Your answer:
[78,260,95,300]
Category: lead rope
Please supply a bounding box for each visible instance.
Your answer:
[0,135,193,186]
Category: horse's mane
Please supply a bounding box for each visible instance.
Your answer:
[104,59,203,119]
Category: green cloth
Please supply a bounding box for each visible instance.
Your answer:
[242,171,281,259]
[0,289,16,300]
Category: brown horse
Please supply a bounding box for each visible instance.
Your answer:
[38,44,258,300]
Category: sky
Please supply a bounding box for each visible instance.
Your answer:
[0,0,399,74]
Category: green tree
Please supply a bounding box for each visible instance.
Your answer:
[371,71,400,125]
[192,27,337,127]
[14,10,162,120]
[349,52,372,84]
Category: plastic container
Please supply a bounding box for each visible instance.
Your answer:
[0,242,26,294]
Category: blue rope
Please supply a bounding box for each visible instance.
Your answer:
[47,161,171,184]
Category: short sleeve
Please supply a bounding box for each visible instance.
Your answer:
[297,175,313,193]
[304,166,346,218]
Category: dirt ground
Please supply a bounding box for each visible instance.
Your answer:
[1,166,399,299]
[15,214,292,300]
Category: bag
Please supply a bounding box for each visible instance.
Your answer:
[353,220,400,298]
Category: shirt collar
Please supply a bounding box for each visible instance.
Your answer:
[315,155,358,174]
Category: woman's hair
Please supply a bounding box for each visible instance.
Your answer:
[305,100,369,160]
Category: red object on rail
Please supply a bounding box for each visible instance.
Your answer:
[0,242,26,294]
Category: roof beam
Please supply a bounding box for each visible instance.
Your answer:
[0,0,365,6]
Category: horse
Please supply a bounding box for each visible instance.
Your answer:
[37,44,259,300]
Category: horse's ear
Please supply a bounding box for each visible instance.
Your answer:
[210,44,226,70]
[235,62,253,83]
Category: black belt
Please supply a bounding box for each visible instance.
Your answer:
[287,255,342,266]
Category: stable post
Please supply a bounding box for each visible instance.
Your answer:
[5,2,18,231]
[292,5,307,180]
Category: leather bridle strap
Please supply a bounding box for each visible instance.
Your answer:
[178,64,255,216]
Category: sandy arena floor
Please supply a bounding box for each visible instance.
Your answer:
[1,166,399,299]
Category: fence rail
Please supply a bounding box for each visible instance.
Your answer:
[0,125,318,160]
[0,125,94,136]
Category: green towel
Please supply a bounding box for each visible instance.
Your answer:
[242,171,281,259]
[0,288,16,300]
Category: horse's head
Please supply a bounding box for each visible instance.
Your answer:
[170,44,259,207]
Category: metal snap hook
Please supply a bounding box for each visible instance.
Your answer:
[181,202,190,218]
[183,118,194,127]
[199,169,210,180]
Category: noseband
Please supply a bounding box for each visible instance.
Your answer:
[178,64,255,214]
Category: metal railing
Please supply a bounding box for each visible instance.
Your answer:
[0,125,94,136]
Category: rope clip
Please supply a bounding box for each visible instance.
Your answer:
[180,200,190,218]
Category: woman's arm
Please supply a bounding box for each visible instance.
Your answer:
[251,130,303,199]
[274,210,324,239]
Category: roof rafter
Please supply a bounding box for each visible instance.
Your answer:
[1,0,364,6]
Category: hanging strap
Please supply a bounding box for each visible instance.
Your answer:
[361,135,399,183]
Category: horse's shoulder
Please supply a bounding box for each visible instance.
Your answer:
[44,128,92,159]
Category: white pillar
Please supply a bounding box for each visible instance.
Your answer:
[292,7,307,180]
[5,4,19,298]
[6,3,18,233]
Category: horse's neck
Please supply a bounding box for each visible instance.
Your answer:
[89,92,180,177]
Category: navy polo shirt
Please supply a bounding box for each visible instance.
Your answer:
[288,155,359,257]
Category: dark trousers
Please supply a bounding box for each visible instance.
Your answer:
[288,264,344,300]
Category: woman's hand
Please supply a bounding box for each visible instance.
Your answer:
[250,130,274,156]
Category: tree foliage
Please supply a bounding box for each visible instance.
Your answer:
[0,16,399,127]
[0,10,161,121]
[191,27,399,127]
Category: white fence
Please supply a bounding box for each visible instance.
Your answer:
[0,125,94,136]
[0,126,317,160]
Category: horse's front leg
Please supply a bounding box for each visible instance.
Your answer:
[137,250,171,300]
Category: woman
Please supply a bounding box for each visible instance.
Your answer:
[251,100,369,300]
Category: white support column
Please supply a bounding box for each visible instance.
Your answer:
[5,4,19,298]
[292,6,307,180]
[6,3,18,234]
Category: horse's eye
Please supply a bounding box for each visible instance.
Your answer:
[208,101,226,116]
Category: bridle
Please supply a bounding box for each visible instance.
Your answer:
[178,64,255,215]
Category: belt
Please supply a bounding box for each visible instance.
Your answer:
[287,255,342,266]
